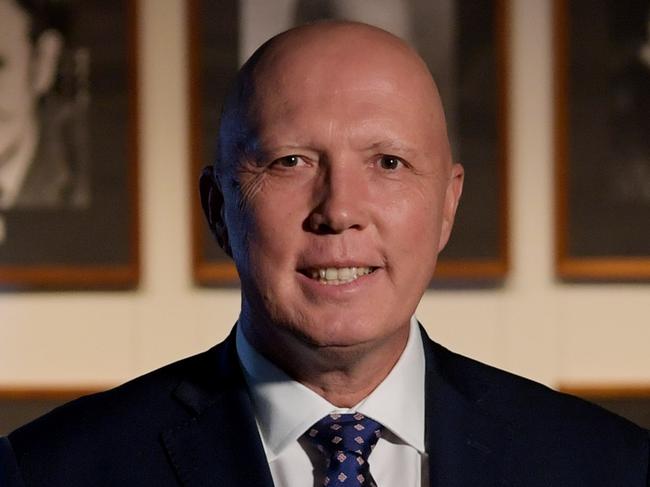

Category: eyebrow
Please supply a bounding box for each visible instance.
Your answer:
[361,141,417,157]
[246,137,419,159]
[239,143,315,167]
[251,139,319,157]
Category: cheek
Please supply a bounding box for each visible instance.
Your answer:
[227,184,306,273]
[378,188,444,281]
[399,206,440,260]
[0,87,33,151]
[380,183,443,241]
[0,81,32,117]
[1,54,34,108]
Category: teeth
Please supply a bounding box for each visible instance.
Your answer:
[308,267,373,285]
[338,268,352,280]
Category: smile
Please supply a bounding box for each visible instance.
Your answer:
[304,266,377,285]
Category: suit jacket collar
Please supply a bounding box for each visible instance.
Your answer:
[421,325,513,487]
[161,328,275,487]
[162,326,513,487]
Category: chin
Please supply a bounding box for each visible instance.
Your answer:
[286,308,400,349]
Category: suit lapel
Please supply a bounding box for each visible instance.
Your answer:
[161,325,514,487]
[421,329,513,487]
[162,332,275,487]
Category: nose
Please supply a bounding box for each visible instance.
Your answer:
[306,161,370,234]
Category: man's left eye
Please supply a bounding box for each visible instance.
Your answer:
[378,155,403,170]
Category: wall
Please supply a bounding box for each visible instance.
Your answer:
[0,0,648,391]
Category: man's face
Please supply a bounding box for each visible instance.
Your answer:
[0,0,35,160]
[219,29,463,354]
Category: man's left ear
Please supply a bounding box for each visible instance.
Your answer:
[199,166,232,257]
[437,163,464,253]
[31,29,63,96]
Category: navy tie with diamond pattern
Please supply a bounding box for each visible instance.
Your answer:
[306,412,384,486]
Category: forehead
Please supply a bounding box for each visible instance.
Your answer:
[252,85,434,151]
[246,32,445,151]
[0,0,31,44]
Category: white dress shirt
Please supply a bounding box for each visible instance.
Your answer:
[236,316,428,487]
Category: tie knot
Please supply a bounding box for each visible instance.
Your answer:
[306,413,384,486]
[306,412,383,457]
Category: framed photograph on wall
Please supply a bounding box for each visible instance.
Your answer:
[189,0,509,285]
[554,0,650,280]
[0,0,140,289]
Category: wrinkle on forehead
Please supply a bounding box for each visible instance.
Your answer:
[217,21,451,175]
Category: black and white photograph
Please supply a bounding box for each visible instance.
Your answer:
[555,0,650,280]
[190,0,509,285]
[0,0,139,288]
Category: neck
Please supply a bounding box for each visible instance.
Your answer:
[294,341,407,407]
[239,303,410,408]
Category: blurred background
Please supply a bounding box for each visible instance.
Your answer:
[1,0,648,432]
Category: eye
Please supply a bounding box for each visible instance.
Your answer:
[272,155,303,168]
[378,155,403,170]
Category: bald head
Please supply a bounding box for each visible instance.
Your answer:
[216,21,450,177]
[201,20,464,381]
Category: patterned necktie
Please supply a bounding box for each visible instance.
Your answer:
[306,412,384,486]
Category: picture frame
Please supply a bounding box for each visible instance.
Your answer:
[554,0,650,281]
[0,0,140,290]
[189,0,509,285]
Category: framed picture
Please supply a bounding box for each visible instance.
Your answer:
[189,0,509,285]
[0,0,139,289]
[554,0,650,280]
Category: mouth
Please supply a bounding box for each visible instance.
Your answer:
[299,266,379,285]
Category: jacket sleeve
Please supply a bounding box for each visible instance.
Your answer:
[0,437,25,487]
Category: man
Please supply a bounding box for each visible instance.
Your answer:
[1,21,649,487]
[0,0,89,210]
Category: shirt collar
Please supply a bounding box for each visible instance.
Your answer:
[236,316,426,460]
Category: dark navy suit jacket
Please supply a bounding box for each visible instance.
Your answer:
[1,327,649,486]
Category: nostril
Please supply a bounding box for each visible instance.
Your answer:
[303,216,335,234]
[305,202,366,234]
[316,222,335,235]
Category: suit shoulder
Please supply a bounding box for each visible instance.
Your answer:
[430,339,648,440]
[427,340,650,485]
[6,338,243,485]
[8,343,224,453]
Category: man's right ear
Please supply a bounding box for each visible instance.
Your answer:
[199,166,232,257]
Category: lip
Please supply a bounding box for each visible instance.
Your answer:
[296,262,380,283]
[297,264,377,275]
[296,260,381,270]
[296,266,382,299]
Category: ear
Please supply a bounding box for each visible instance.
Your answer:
[437,162,464,253]
[199,166,232,257]
[31,29,63,96]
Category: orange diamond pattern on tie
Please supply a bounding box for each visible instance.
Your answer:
[305,412,383,486]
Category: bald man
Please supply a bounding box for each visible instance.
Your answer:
[2,22,649,487]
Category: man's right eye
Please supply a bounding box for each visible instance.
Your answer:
[273,155,302,167]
